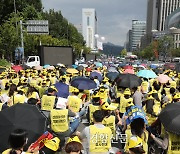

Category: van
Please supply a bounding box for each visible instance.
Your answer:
[173,57,180,63]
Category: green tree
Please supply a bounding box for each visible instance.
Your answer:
[120,49,127,57]
[0,14,20,61]
[0,0,42,24]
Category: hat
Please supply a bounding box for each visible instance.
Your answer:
[127,135,143,149]
[72,87,79,93]
[173,93,180,99]
[50,86,58,92]
[67,136,81,144]
[101,102,117,111]
[124,88,131,95]
[44,137,60,151]
[92,92,100,98]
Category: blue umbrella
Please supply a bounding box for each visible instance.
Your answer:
[106,72,119,81]
[94,62,103,67]
[90,71,103,81]
[71,77,97,90]
[55,82,69,98]
[72,64,78,69]
[137,70,157,79]
[43,64,50,69]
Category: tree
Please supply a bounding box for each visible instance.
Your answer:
[0,0,43,24]
[120,49,127,57]
[0,14,20,61]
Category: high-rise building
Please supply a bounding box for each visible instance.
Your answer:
[131,20,146,51]
[125,30,132,52]
[146,0,180,34]
[82,8,97,50]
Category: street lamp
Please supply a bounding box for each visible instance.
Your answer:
[94,34,105,52]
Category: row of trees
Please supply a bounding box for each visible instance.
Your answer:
[134,35,180,61]
[0,0,91,62]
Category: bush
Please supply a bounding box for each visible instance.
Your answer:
[0,59,10,67]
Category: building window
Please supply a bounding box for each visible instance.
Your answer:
[87,17,90,26]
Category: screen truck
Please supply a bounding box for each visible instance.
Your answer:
[25,46,75,67]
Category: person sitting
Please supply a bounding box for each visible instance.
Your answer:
[65,135,83,154]
[2,129,39,154]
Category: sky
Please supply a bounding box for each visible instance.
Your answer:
[41,0,147,46]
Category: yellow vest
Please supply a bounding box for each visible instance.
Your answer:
[102,115,116,137]
[168,132,180,154]
[0,103,3,111]
[164,87,170,95]
[14,95,26,104]
[146,113,157,126]
[119,96,133,113]
[89,104,100,124]
[68,96,82,113]
[28,91,38,99]
[41,95,55,111]
[141,81,149,93]
[89,125,112,153]
[50,109,69,133]
[50,77,56,85]
[153,100,161,116]
[170,81,176,89]
[12,78,19,85]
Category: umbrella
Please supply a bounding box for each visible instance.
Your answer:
[159,102,180,135]
[86,67,92,72]
[12,65,23,73]
[66,68,79,74]
[77,65,84,71]
[108,67,119,73]
[123,69,134,74]
[115,74,142,88]
[106,72,119,81]
[35,65,43,70]
[79,63,88,68]
[123,65,133,69]
[46,65,55,70]
[43,64,50,69]
[71,77,97,90]
[55,82,69,98]
[0,104,47,152]
[0,67,6,73]
[90,71,103,81]
[94,62,103,67]
[72,64,78,69]
[57,63,65,67]
[157,74,172,83]
[137,70,157,78]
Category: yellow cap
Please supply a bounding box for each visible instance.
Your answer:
[50,86,58,92]
[127,135,143,149]
[101,102,117,110]
[67,136,81,144]
[124,88,131,95]
[92,92,100,98]
[173,93,180,99]
[72,87,79,93]
[44,137,60,151]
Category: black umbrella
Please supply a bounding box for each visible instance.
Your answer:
[77,65,84,71]
[159,102,180,135]
[71,77,97,90]
[0,67,6,73]
[106,72,120,81]
[115,74,142,88]
[0,103,47,152]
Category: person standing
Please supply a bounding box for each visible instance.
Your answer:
[76,110,112,154]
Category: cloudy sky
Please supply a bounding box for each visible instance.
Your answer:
[42,0,147,46]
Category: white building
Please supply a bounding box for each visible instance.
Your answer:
[131,20,146,51]
[82,8,97,50]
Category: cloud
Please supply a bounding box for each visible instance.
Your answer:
[42,0,147,46]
